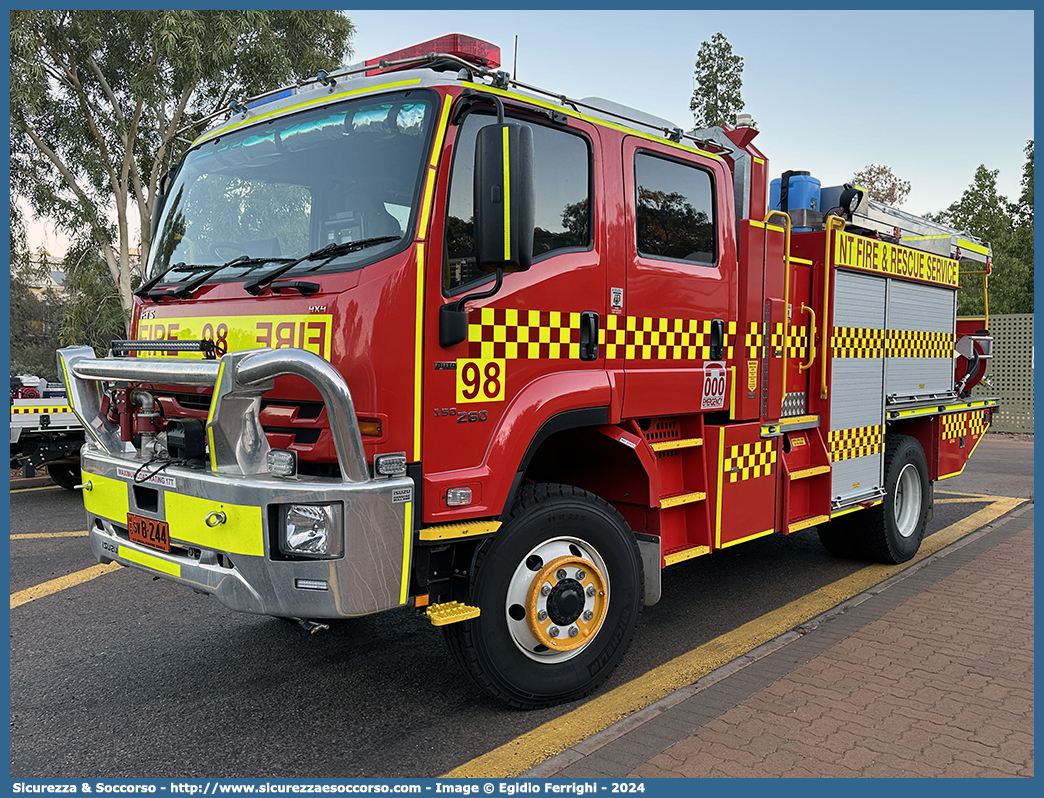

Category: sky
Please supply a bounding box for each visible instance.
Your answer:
[23,8,1034,256]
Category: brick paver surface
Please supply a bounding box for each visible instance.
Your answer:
[625,524,1034,778]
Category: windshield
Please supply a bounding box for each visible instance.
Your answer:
[147,90,436,283]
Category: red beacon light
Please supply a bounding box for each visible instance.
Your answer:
[365,34,501,77]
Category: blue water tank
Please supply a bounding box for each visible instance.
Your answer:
[769,171,821,231]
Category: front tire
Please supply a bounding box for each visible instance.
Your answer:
[47,463,80,491]
[445,483,643,709]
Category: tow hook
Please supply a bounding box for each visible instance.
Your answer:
[298,620,330,634]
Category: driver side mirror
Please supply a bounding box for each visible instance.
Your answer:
[473,122,535,274]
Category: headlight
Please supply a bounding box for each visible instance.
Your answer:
[280,504,343,558]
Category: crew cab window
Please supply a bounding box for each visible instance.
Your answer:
[634,152,716,266]
[444,114,592,292]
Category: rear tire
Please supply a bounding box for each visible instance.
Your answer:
[819,435,929,564]
[47,463,80,491]
[817,515,863,559]
[444,483,643,709]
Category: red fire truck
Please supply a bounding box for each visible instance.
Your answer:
[60,35,997,708]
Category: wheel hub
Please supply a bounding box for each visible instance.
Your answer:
[546,578,585,625]
[524,555,608,652]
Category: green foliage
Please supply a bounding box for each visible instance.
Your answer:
[10,10,355,327]
[689,32,744,129]
[57,241,129,357]
[10,276,65,382]
[931,148,1034,316]
[851,164,911,207]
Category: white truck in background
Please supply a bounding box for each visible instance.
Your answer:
[10,374,85,489]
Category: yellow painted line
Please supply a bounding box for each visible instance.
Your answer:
[192,79,423,146]
[663,545,710,566]
[10,562,122,609]
[714,427,725,549]
[502,125,511,260]
[10,530,89,540]
[935,489,998,499]
[935,497,991,504]
[830,500,882,519]
[399,502,412,606]
[720,527,774,548]
[445,495,1026,778]
[10,484,65,493]
[414,244,426,462]
[460,83,722,161]
[937,429,988,480]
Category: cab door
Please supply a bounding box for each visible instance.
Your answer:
[618,137,737,418]
[421,105,607,522]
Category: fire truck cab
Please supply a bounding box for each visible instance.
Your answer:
[60,35,997,708]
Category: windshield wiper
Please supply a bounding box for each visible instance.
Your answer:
[243,236,401,296]
[145,255,292,301]
[134,262,189,298]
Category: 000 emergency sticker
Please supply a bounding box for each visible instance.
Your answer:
[701,361,728,411]
[456,358,506,404]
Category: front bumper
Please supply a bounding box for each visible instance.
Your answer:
[60,345,414,619]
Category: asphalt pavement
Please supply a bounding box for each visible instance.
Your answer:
[8,435,1033,778]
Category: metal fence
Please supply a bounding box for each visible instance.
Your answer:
[969,313,1034,433]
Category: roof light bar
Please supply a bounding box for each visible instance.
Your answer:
[365,34,501,77]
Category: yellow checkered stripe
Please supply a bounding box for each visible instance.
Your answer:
[745,321,763,359]
[468,308,738,361]
[832,326,885,359]
[829,425,883,462]
[598,316,736,361]
[745,322,806,359]
[772,323,808,360]
[723,440,776,483]
[11,405,73,414]
[941,409,989,442]
[887,329,954,359]
[468,307,583,360]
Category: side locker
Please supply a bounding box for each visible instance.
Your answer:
[707,421,778,549]
[829,271,887,507]
[937,407,991,479]
[885,281,957,399]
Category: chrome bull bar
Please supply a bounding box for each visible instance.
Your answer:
[57,345,368,482]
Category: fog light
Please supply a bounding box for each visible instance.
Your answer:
[268,449,297,477]
[375,452,407,477]
[294,579,329,591]
[281,504,343,558]
[446,487,472,507]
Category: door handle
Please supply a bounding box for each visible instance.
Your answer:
[580,310,599,361]
[798,303,817,372]
[710,318,725,361]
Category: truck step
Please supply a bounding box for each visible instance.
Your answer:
[788,514,831,534]
[659,491,707,509]
[649,437,703,452]
[790,465,831,481]
[426,601,481,627]
[663,545,710,566]
[418,520,501,542]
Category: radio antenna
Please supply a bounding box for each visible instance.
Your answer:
[513,35,518,79]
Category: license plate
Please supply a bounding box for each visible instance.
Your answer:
[128,514,170,553]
